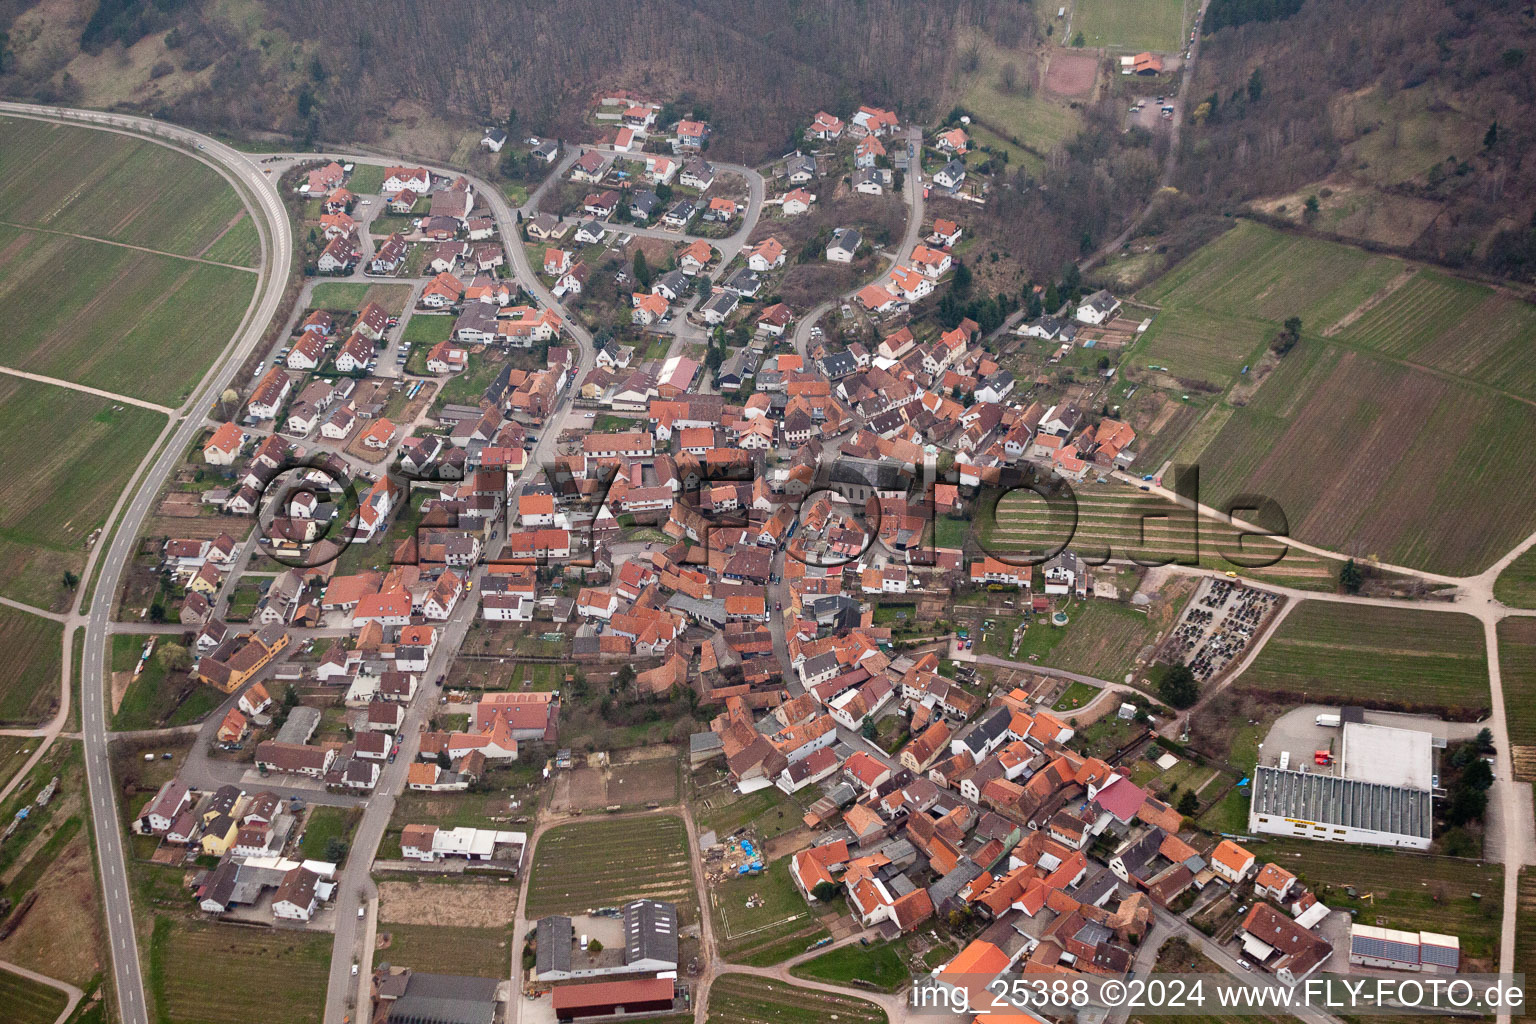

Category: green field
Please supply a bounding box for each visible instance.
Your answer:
[0,607,62,725]
[1496,548,1536,608]
[1496,618,1536,750]
[979,482,1341,589]
[373,922,513,977]
[957,32,1081,168]
[401,313,455,346]
[1238,602,1488,715]
[110,633,220,731]
[0,117,251,261]
[346,164,387,195]
[0,225,255,405]
[0,966,68,1024]
[712,856,829,966]
[1134,221,1536,575]
[0,380,165,610]
[707,974,887,1024]
[1517,870,1536,994]
[1253,838,1502,963]
[1188,337,1536,575]
[1069,0,1189,51]
[309,281,413,315]
[299,805,359,863]
[149,915,330,1024]
[790,940,911,992]
[1135,221,1405,387]
[202,213,261,266]
[525,815,694,917]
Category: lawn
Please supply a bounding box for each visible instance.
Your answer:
[0,225,255,405]
[299,805,359,863]
[1495,547,1536,609]
[111,633,220,731]
[1238,602,1489,716]
[1051,681,1100,712]
[347,164,387,195]
[0,117,250,259]
[790,940,911,992]
[0,965,68,1024]
[1069,0,1189,52]
[955,31,1082,164]
[1496,618,1536,752]
[525,815,694,917]
[374,922,513,977]
[695,783,815,842]
[0,380,165,610]
[436,352,509,408]
[309,282,413,315]
[713,856,828,965]
[0,607,61,725]
[1253,838,1503,964]
[400,313,455,346]
[149,915,330,1024]
[707,974,887,1024]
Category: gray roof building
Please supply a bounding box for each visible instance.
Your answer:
[624,899,679,970]
[535,915,573,978]
[386,971,500,1024]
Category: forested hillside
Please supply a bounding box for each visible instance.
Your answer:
[1177,0,1536,279]
[0,0,1029,163]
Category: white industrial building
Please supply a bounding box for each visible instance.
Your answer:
[1340,722,1434,791]
[1349,923,1460,973]
[1249,716,1438,850]
[1247,766,1433,850]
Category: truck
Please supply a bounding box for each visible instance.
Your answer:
[1279,751,1291,771]
[1315,713,1341,728]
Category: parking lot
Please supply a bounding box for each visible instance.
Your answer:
[1127,94,1179,132]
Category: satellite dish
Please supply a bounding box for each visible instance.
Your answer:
[960,115,971,125]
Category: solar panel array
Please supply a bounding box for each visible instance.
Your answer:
[1350,931,1420,965]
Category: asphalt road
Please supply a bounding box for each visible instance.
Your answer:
[792,126,925,357]
[0,103,295,1024]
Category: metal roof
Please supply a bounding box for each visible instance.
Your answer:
[1251,765,1431,839]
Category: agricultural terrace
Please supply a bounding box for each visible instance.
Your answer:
[1496,619,1536,778]
[1495,546,1536,609]
[1133,222,1405,388]
[149,916,330,1024]
[0,380,165,610]
[524,815,694,918]
[1251,838,1502,964]
[1334,269,1536,402]
[1238,602,1489,716]
[707,974,887,1024]
[978,482,1339,590]
[712,856,829,966]
[0,118,261,405]
[0,967,67,1024]
[0,606,62,725]
[1132,222,1536,575]
[1068,0,1190,53]
[1517,872,1536,990]
[1189,338,1536,575]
